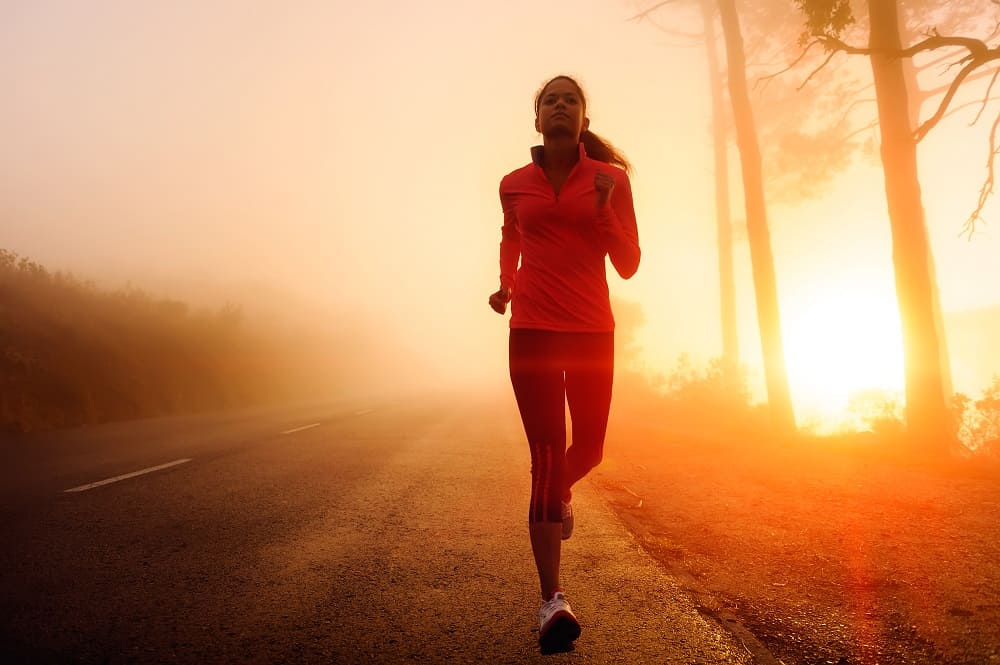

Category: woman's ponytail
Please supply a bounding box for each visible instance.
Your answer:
[580,129,632,175]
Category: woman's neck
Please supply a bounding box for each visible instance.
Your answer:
[541,137,579,171]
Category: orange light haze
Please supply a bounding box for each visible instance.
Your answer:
[3,0,999,429]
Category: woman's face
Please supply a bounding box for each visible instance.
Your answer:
[535,78,589,140]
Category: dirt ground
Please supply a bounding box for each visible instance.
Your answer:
[591,416,1000,665]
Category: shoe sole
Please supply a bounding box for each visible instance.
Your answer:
[539,611,581,650]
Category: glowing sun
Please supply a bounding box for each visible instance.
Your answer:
[783,287,905,426]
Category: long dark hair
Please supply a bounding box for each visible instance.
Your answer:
[534,75,632,175]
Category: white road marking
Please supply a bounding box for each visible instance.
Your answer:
[280,423,320,435]
[64,458,193,493]
[355,409,374,416]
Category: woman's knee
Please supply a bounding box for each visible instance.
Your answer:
[569,442,603,472]
[584,447,604,471]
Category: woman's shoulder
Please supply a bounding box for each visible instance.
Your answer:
[500,162,537,190]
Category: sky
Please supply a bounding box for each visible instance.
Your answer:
[3,0,999,429]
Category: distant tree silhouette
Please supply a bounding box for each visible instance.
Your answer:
[716,0,796,431]
[699,0,740,383]
[631,0,795,429]
[630,1,740,381]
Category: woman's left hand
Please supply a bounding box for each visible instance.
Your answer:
[595,171,615,208]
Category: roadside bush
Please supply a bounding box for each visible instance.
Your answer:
[613,350,765,438]
[954,375,1000,456]
[845,389,906,436]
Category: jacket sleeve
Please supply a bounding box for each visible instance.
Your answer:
[498,181,521,292]
[596,170,640,279]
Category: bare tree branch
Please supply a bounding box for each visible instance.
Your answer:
[915,58,991,141]
[907,19,999,67]
[940,51,977,77]
[652,28,704,44]
[648,22,704,46]
[898,32,991,60]
[991,18,1000,35]
[816,32,994,60]
[919,47,965,71]
[986,19,1000,43]
[629,0,702,44]
[972,69,1000,125]
[629,0,683,23]
[814,95,997,148]
[755,39,821,92]
[963,111,1000,238]
[798,48,838,91]
[836,96,878,127]
[843,119,880,144]
[919,67,1000,99]
[813,33,1000,142]
[645,29,705,47]
[924,95,1000,124]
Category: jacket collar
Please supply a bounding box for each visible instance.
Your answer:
[530,142,587,166]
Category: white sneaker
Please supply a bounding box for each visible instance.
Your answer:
[538,591,581,648]
[561,501,574,540]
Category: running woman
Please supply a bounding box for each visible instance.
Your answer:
[488,74,640,650]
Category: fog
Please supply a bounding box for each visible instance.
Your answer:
[4,0,1000,426]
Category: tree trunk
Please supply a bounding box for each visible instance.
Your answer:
[716,0,796,431]
[868,0,952,452]
[898,13,954,400]
[701,0,739,380]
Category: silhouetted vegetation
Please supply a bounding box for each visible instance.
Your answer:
[954,376,1000,456]
[624,357,1000,458]
[0,249,365,433]
[842,382,1000,456]
[845,389,906,437]
[612,298,767,439]
[613,298,1000,458]
[615,353,769,442]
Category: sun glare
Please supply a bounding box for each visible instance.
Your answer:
[783,287,905,430]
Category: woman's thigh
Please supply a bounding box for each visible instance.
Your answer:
[564,332,614,445]
[509,329,567,447]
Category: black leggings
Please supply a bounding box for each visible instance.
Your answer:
[509,329,614,524]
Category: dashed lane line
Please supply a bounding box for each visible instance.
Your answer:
[64,458,193,493]
[280,422,321,435]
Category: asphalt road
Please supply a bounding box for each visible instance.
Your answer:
[0,394,750,664]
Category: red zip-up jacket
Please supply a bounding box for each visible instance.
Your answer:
[498,143,640,332]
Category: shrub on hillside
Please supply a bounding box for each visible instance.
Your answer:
[845,389,906,437]
[954,376,1000,456]
[609,297,763,435]
[0,248,351,432]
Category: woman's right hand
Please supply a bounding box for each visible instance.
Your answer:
[488,286,511,314]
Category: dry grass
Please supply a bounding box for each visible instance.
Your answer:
[594,410,1000,665]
